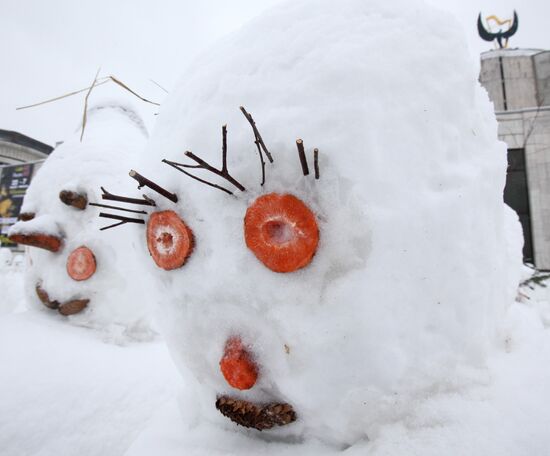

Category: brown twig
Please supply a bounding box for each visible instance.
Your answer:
[99,212,145,231]
[296,139,309,176]
[240,107,273,163]
[101,186,156,206]
[163,159,233,195]
[240,106,272,186]
[162,125,245,195]
[313,148,320,180]
[129,170,178,203]
[89,202,147,215]
[81,67,101,142]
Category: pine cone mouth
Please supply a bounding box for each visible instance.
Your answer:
[215,395,297,431]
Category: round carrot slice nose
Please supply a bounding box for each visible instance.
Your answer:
[67,246,96,281]
[244,193,319,273]
[147,210,194,270]
[220,337,258,390]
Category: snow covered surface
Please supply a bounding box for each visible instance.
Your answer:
[9,103,157,340]
[131,0,525,448]
[0,307,180,456]
[480,48,546,59]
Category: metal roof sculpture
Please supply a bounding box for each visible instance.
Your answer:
[477,11,519,49]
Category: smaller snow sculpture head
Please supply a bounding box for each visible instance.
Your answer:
[10,103,155,340]
[128,0,522,447]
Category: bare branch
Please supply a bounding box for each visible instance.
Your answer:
[81,67,101,142]
[101,186,156,206]
[163,124,245,195]
[16,79,110,110]
[162,159,233,195]
[129,170,178,203]
[240,106,273,163]
[99,212,145,230]
[296,139,309,176]
[89,202,147,214]
[313,148,320,180]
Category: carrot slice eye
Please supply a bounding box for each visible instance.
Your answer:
[146,210,194,270]
[67,246,96,281]
[244,193,319,273]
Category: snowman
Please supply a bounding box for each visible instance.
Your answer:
[9,102,156,340]
[118,0,523,447]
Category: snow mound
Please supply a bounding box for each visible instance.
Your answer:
[131,0,522,447]
[14,102,157,341]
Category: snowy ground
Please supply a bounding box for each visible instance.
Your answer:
[1,258,550,455]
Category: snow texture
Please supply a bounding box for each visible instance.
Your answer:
[130,0,525,448]
[10,103,157,341]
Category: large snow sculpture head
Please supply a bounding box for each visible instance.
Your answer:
[131,0,522,446]
[10,103,155,340]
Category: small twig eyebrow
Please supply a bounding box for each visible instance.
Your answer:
[101,186,156,206]
[99,212,145,231]
[313,148,320,180]
[129,170,179,203]
[89,202,148,215]
[162,124,245,195]
[239,106,272,186]
[296,139,309,176]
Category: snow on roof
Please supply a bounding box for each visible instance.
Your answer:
[481,48,546,60]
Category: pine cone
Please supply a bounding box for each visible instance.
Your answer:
[35,284,59,310]
[216,396,296,431]
[58,299,89,316]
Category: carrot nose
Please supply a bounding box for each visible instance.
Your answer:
[220,337,258,390]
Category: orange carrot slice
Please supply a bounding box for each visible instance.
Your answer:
[244,193,319,273]
[220,337,258,390]
[147,210,194,270]
[9,233,62,252]
[67,246,96,281]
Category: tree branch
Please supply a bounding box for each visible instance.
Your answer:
[99,212,145,231]
[296,139,309,176]
[101,187,156,206]
[89,202,147,214]
[129,170,178,203]
[313,148,320,180]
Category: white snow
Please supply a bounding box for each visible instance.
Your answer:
[9,103,158,340]
[129,0,526,449]
[2,0,550,454]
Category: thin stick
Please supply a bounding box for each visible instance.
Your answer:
[149,79,169,93]
[162,124,245,195]
[313,148,320,180]
[81,67,101,142]
[99,212,145,223]
[129,170,178,203]
[100,221,126,231]
[162,159,233,195]
[89,202,147,214]
[16,79,110,110]
[101,186,156,206]
[99,212,145,231]
[109,76,160,106]
[240,106,273,163]
[296,139,309,176]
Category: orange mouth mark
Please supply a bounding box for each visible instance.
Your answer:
[220,337,258,390]
[244,193,319,273]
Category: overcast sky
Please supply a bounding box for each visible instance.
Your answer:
[0,0,548,146]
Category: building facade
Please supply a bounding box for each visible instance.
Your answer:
[479,48,550,269]
[0,129,53,165]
